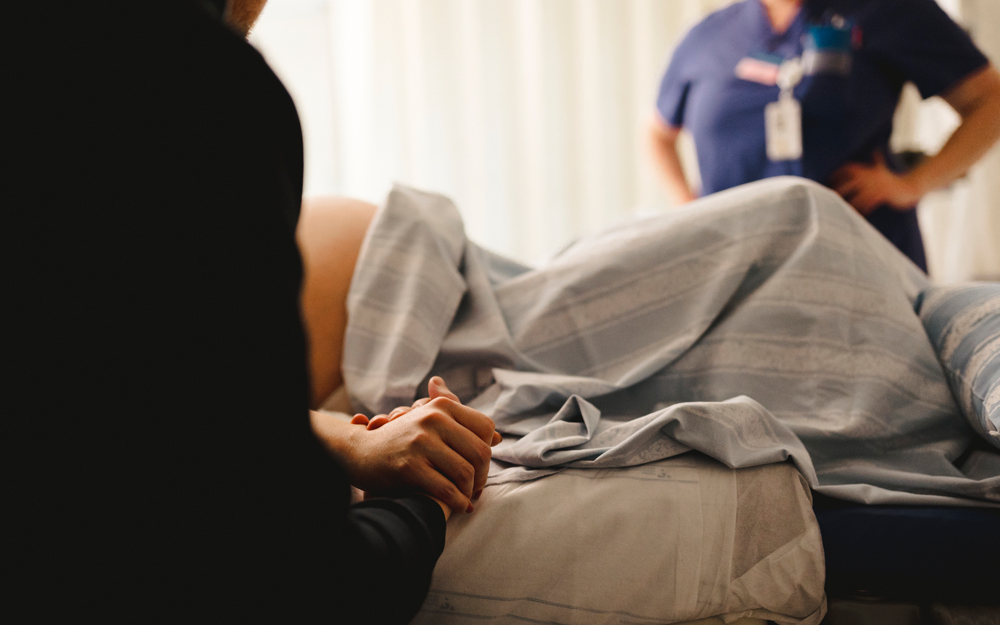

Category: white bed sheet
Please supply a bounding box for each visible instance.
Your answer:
[322,385,826,625]
[405,452,825,625]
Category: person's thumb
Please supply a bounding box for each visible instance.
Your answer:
[429,376,502,446]
[428,376,460,402]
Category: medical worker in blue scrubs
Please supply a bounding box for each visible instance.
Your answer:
[649,0,1000,271]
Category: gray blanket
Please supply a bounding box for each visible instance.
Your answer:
[342,177,999,506]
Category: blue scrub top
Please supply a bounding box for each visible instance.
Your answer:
[656,0,988,271]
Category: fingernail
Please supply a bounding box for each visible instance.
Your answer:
[430,376,443,386]
[466,503,474,513]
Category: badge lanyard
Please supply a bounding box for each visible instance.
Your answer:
[765,58,804,162]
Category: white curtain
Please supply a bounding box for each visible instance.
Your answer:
[907,0,1000,282]
[250,0,998,278]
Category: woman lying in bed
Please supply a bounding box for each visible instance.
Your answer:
[301,178,998,509]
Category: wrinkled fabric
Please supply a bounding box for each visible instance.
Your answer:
[343,178,1000,506]
[411,455,826,625]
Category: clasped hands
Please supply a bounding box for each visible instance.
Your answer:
[319,377,499,521]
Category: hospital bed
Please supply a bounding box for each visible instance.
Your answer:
[325,385,820,624]
[321,278,999,625]
[327,178,1000,623]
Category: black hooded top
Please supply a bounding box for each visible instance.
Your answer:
[11,2,444,622]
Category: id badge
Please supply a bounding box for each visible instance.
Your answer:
[765,96,802,161]
[803,19,853,76]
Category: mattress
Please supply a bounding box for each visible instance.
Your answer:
[322,388,826,624]
[404,452,827,624]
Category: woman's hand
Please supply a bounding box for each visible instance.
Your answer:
[828,151,923,216]
[312,378,499,515]
[353,377,502,447]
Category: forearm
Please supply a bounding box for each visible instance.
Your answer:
[649,119,697,205]
[906,66,1000,196]
[905,97,1000,195]
[311,409,362,471]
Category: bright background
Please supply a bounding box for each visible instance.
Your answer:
[250,0,1000,281]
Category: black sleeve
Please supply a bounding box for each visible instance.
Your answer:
[12,1,444,621]
[862,0,989,99]
[341,495,448,622]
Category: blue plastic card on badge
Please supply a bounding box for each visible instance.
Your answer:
[803,18,853,76]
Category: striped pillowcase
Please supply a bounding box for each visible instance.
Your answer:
[918,283,1000,449]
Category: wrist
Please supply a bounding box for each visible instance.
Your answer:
[668,185,696,205]
[890,170,931,210]
[310,410,365,475]
[900,170,930,205]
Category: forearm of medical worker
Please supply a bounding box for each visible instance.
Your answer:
[831,64,1000,215]
[649,115,698,205]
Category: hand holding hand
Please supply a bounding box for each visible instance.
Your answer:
[352,378,502,446]
[331,378,499,514]
[828,151,924,216]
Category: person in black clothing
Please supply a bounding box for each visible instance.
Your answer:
[12,1,495,622]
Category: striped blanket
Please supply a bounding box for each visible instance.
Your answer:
[342,177,999,506]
